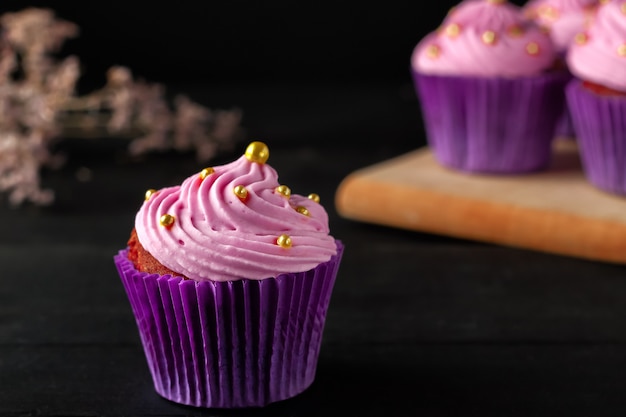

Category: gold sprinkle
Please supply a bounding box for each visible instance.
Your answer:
[276,234,292,248]
[244,141,269,164]
[145,189,157,201]
[507,25,524,38]
[482,31,497,45]
[234,185,248,200]
[526,42,540,55]
[618,44,626,56]
[296,206,310,216]
[308,193,320,203]
[574,33,588,45]
[487,0,506,3]
[426,44,441,59]
[160,214,175,228]
[199,167,214,180]
[275,185,291,198]
[621,2,626,14]
[445,23,461,38]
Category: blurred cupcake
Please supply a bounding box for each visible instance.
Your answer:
[114,141,344,408]
[566,0,626,195]
[411,0,569,174]
[523,0,600,138]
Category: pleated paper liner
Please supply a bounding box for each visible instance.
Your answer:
[566,80,626,196]
[412,70,569,174]
[114,241,344,408]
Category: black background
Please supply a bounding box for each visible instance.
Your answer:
[4,0,527,87]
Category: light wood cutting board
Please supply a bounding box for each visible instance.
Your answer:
[335,140,626,265]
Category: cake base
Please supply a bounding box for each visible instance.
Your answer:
[335,140,626,265]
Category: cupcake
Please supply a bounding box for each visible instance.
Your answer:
[523,0,599,138]
[565,0,626,195]
[411,0,569,173]
[114,141,344,408]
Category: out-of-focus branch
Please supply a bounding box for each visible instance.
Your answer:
[0,8,244,207]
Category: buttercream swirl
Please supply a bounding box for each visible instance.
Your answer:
[412,0,557,77]
[566,0,626,92]
[134,148,337,282]
[523,0,598,53]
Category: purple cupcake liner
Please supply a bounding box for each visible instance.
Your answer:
[412,70,569,174]
[114,241,344,408]
[566,80,626,195]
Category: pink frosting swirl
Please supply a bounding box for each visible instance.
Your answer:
[412,0,557,77]
[134,146,337,282]
[523,0,598,53]
[566,0,626,92]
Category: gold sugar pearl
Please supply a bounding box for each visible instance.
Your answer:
[199,167,214,180]
[296,206,310,216]
[308,193,320,203]
[574,33,588,45]
[482,31,497,45]
[618,44,626,57]
[234,185,248,200]
[276,234,292,248]
[244,141,269,164]
[160,214,175,228]
[426,44,441,59]
[275,185,291,198]
[145,189,157,201]
[445,23,461,38]
[526,42,540,55]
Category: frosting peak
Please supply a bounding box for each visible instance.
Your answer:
[566,0,626,92]
[412,0,557,77]
[134,142,337,282]
[523,0,599,53]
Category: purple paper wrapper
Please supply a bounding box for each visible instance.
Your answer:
[412,70,569,173]
[566,80,626,195]
[114,241,344,409]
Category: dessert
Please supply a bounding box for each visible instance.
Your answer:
[565,0,626,195]
[114,141,344,408]
[411,0,569,173]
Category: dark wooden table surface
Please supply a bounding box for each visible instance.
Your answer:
[2,82,626,417]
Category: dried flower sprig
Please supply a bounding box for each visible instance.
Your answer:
[0,8,244,207]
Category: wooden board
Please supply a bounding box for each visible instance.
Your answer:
[335,140,626,265]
